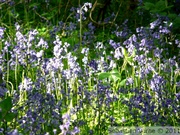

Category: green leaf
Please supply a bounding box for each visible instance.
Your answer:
[110,69,121,81]
[166,5,174,10]
[110,69,120,76]
[131,49,136,58]
[150,9,160,13]
[0,112,2,120]
[143,2,155,10]
[29,3,40,8]
[121,47,128,58]
[119,79,127,87]
[126,57,134,66]
[111,73,121,79]
[88,86,94,91]
[155,0,165,11]
[0,97,12,112]
[4,112,16,122]
[98,72,111,80]
[168,13,177,20]
[173,16,180,25]
[101,82,110,86]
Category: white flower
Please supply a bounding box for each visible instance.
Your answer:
[81,3,92,13]
[37,38,48,48]
[83,6,88,12]
[114,47,123,60]
[77,9,80,14]
[82,56,88,64]
[110,60,116,69]
[84,2,92,8]
[36,50,43,58]
[96,42,104,50]
[81,48,89,55]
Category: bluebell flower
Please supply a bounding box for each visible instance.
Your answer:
[8,129,19,135]
[71,127,80,135]
[88,22,95,31]
[153,48,163,58]
[134,54,146,66]
[136,26,143,33]
[0,87,7,97]
[152,32,160,39]
[3,41,11,53]
[81,47,89,55]
[109,40,120,49]
[15,31,26,43]
[126,78,134,85]
[19,77,33,92]
[27,29,38,42]
[149,74,166,91]
[37,38,48,49]
[0,0,6,3]
[0,69,7,97]
[82,56,88,65]
[159,26,170,34]
[150,19,162,29]
[88,60,98,70]
[36,50,44,58]
[176,81,180,87]
[59,113,80,134]
[67,22,77,32]
[114,47,123,60]
[0,27,6,39]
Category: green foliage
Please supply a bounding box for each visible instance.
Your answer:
[0,0,179,134]
[172,16,180,31]
[140,0,180,39]
[98,69,127,87]
[0,97,16,126]
[143,0,173,14]
[98,72,111,80]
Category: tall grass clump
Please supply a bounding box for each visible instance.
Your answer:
[0,0,179,134]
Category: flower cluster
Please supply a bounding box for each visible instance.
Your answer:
[0,9,179,134]
[17,92,63,134]
[59,113,80,135]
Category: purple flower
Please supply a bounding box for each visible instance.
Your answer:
[150,74,166,91]
[8,129,19,135]
[3,41,11,52]
[153,48,162,58]
[152,32,160,39]
[59,113,80,134]
[71,127,80,135]
[109,40,120,49]
[19,77,33,91]
[88,22,95,31]
[159,26,170,34]
[37,38,48,49]
[0,87,7,97]
[126,78,134,85]
[0,27,6,39]
[27,29,38,42]
[175,92,180,101]
[134,54,146,66]
[88,60,98,70]
[150,19,161,29]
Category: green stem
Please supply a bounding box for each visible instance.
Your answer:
[15,54,18,91]
[79,7,83,48]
